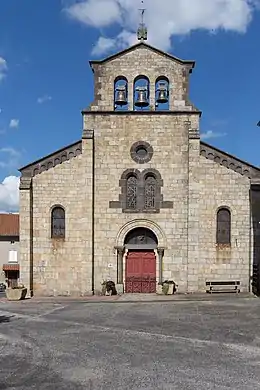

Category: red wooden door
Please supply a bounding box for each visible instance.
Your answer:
[125,251,156,293]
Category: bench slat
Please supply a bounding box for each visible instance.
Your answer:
[206,281,240,286]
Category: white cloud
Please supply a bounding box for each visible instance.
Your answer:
[91,37,117,56]
[9,119,19,129]
[0,176,19,212]
[201,130,227,140]
[0,147,21,169]
[65,0,121,28]
[0,57,7,82]
[37,95,52,104]
[64,0,260,55]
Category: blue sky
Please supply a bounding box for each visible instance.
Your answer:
[0,0,260,211]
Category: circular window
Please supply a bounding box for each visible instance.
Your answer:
[130,141,153,164]
[136,146,148,158]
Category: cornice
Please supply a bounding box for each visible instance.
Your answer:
[20,141,82,178]
[200,142,260,179]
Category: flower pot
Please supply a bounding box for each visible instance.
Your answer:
[5,288,27,301]
[162,280,177,295]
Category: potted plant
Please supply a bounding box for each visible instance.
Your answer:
[101,280,117,296]
[162,280,177,295]
[5,284,27,301]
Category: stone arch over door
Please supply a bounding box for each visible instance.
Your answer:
[124,227,158,249]
[116,219,167,248]
[115,219,166,289]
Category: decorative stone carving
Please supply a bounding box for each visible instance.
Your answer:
[109,168,173,213]
[82,129,94,139]
[200,142,260,179]
[130,141,153,164]
[189,128,200,139]
[19,177,32,190]
[19,141,82,178]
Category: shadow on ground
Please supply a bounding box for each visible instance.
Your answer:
[0,315,13,323]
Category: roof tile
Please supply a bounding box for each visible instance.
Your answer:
[0,214,19,236]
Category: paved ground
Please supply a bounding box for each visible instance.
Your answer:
[1,296,260,389]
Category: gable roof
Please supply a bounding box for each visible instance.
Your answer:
[200,141,260,179]
[19,140,82,178]
[89,42,195,72]
[0,214,19,237]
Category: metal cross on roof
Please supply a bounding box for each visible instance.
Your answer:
[137,2,147,41]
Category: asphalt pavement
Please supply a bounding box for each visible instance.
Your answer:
[0,297,260,389]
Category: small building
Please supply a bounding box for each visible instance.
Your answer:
[0,213,20,287]
[18,24,260,297]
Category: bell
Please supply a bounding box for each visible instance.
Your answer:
[115,85,127,106]
[156,83,168,104]
[135,87,149,107]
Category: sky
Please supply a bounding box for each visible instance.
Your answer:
[0,0,260,212]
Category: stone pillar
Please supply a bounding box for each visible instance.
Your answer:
[19,176,33,297]
[187,121,200,292]
[157,248,164,284]
[115,246,124,284]
[82,129,94,294]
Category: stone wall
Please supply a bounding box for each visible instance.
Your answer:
[84,112,200,293]
[196,156,251,292]
[20,139,93,297]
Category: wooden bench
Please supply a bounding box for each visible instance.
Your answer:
[206,281,240,294]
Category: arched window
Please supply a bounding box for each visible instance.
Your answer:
[144,175,156,210]
[126,176,137,210]
[110,168,173,213]
[114,76,128,111]
[155,76,169,111]
[133,75,150,111]
[51,206,65,238]
[216,208,231,244]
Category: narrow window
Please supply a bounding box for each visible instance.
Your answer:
[114,76,128,111]
[133,75,150,111]
[126,176,137,210]
[216,208,231,244]
[144,175,156,210]
[155,76,169,111]
[51,206,65,238]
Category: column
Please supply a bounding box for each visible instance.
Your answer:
[187,123,200,292]
[115,246,124,284]
[157,248,164,284]
[19,176,33,297]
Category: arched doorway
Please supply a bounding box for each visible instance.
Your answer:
[124,227,158,293]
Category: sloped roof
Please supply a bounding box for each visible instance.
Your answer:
[0,214,19,236]
[200,141,260,178]
[89,42,195,71]
[19,140,82,177]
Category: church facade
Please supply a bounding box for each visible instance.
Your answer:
[19,41,260,297]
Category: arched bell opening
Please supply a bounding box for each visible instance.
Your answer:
[133,75,150,111]
[124,227,158,249]
[114,76,128,111]
[155,76,169,111]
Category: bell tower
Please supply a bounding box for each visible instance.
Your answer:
[86,4,199,114]
[82,2,201,295]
